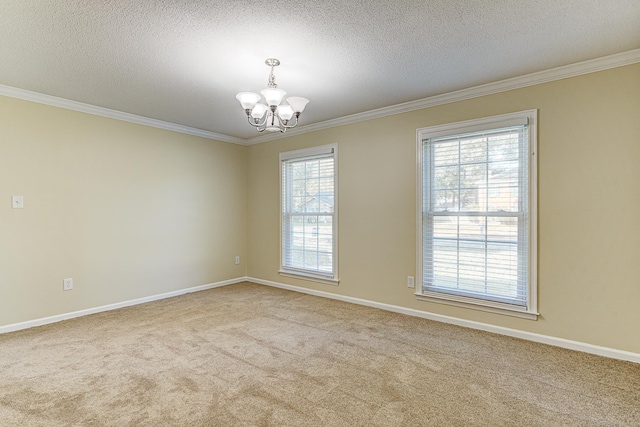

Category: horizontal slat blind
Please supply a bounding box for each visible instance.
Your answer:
[423,124,529,307]
[281,148,336,278]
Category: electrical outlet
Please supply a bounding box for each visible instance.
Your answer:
[407,276,415,288]
[63,278,73,291]
[235,256,240,265]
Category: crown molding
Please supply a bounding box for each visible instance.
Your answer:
[0,84,245,145]
[244,48,640,145]
[2,49,638,146]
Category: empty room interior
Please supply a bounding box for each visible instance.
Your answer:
[1,1,640,425]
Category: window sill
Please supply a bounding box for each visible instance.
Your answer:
[415,292,538,320]
[278,270,339,286]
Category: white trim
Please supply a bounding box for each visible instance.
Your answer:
[1,49,638,146]
[247,277,640,364]
[417,112,529,140]
[279,144,335,161]
[278,270,340,286]
[0,84,245,145]
[245,48,640,145]
[0,277,246,335]
[528,112,539,315]
[416,110,538,318]
[3,275,638,364]
[415,293,538,320]
[279,144,339,282]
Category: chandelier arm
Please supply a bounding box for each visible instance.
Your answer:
[246,116,261,128]
[246,114,271,128]
[280,114,301,129]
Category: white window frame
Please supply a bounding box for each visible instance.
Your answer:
[279,144,339,285]
[416,110,538,319]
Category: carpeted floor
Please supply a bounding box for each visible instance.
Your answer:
[0,282,638,426]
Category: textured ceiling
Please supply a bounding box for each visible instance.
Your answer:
[1,1,639,141]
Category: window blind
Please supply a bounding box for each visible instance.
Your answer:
[422,123,530,307]
[281,146,336,279]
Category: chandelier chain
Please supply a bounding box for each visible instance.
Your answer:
[266,58,279,88]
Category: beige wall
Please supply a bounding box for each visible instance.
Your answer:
[0,96,248,326]
[2,63,638,355]
[248,63,640,354]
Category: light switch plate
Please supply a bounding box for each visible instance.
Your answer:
[12,195,24,209]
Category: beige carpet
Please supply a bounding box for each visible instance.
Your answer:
[0,282,638,426]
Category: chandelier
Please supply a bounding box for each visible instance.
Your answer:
[236,58,309,133]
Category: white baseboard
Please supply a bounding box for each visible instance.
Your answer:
[0,277,245,335]
[247,276,640,364]
[3,275,638,364]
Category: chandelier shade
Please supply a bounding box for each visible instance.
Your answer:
[235,92,261,110]
[236,58,309,133]
[250,103,268,120]
[261,88,286,107]
[286,97,310,114]
[277,104,294,121]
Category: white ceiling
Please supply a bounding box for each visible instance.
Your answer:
[1,1,639,142]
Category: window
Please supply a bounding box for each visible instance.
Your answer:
[280,144,338,284]
[417,111,537,319]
